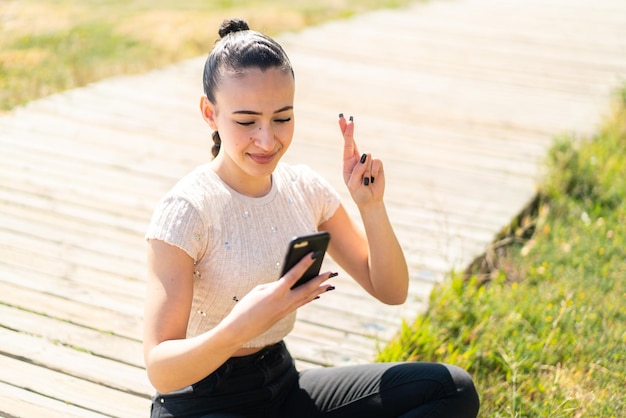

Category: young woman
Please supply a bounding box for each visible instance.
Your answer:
[144,18,479,418]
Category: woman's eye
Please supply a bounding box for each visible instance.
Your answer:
[275,118,292,123]
[236,121,254,126]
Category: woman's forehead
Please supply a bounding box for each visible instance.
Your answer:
[216,67,295,110]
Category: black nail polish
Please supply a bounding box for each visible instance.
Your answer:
[363,177,370,186]
[370,176,375,184]
[326,286,336,292]
[360,153,367,164]
[329,272,339,278]
[314,296,321,300]
[349,116,354,122]
[312,250,322,260]
[339,113,344,119]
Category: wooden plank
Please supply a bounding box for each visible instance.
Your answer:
[0,281,142,341]
[0,304,144,369]
[0,328,152,397]
[0,227,145,299]
[0,354,150,417]
[0,145,172,204]
[0,381,111,418]
[286,322,377,367]
[0,250,143,318]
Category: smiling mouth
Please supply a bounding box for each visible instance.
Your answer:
[248,152,277,164]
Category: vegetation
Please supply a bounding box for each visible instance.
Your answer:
[0,0,413,112]
[378,87,626,416]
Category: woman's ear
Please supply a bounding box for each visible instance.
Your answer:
[200,96,218,130]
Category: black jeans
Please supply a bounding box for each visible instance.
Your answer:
[150,341,479,418]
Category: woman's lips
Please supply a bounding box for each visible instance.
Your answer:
[248,152,277,164]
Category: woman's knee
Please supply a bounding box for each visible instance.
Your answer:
[445,364,480,417]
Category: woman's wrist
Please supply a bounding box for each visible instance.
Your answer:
[210,316,251,351]
[357,200,387,222]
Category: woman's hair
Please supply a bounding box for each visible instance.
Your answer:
[203,18,294,158]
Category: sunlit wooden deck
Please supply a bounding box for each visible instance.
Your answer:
[1,0,626,416]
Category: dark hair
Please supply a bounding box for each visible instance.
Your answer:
[204,18,294,158]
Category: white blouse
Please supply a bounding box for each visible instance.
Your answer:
[146,162,340,347]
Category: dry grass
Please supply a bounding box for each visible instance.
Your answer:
[0,0,416,112]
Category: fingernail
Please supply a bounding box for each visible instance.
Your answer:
[360,153,367,164]
[326,286,336,292]
[370,176,375,184]
[339,113,344,119]
[363,177,370,186]
[329,272,339,278]
[312,250,322,260]
[349,116,354,122]
[314,296,321,300]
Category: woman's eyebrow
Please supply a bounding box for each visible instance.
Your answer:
[232,106,293,116]
[274,105,293,114]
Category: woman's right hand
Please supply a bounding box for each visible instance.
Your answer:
[221,252,336,343]
[144,241,335,394]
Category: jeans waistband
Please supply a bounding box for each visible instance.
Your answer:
[226,340,287,367]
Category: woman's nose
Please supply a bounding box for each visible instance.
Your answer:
[253,125,275,150]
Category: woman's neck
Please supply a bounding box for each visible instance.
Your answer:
[209,159,273,198]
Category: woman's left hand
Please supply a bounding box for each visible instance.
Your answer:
[327,114,408,305]
[338,114,385,206]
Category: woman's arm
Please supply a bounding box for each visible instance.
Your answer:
[143,240,245,394]
[143,239,333,394]
[319,115,409,305]
[321,203,408,305]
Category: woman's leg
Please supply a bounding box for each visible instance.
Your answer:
[150,342,297,418]
[279,362,479,418]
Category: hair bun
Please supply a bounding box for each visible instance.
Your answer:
[218,18,250,38]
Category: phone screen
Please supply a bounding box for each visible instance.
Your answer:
[280,231,330,289]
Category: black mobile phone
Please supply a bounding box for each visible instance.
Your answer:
[280,231,331,289]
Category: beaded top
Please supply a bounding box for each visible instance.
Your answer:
[146,162,340,347]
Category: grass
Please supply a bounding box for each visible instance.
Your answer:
[377,87,626,416]
[0,0,414,112]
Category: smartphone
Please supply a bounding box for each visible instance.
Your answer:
[280,231,331,289]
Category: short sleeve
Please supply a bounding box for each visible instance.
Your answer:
[145,196,207,262]
[296,165,341,225]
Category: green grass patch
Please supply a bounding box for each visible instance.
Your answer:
[1,23,159,110]
[0,0,417,112]
[377,87,626,417]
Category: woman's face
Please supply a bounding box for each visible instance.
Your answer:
[202,67,295,195]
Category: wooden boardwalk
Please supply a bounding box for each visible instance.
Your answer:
[1,0,626,416]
